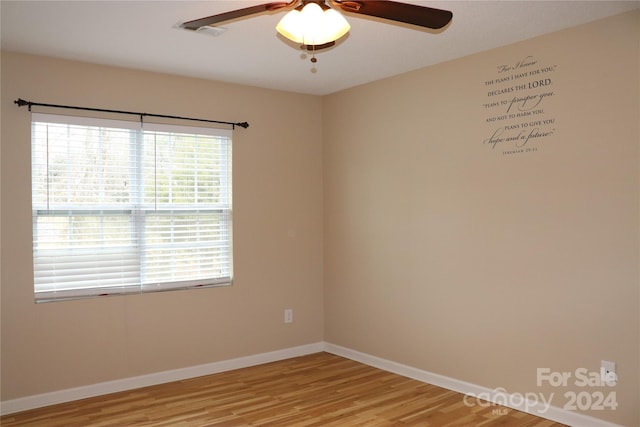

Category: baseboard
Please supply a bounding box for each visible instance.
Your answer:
[0,342,324,416]
[2,341,626,427]
[324,342,624,427]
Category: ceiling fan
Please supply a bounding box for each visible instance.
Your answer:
[181,0,452,61]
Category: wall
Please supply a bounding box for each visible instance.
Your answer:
[1,10,639,427]
[323,11,639,426]
[1,52,324,399]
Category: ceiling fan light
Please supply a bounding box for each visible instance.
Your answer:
[322,9,350,41]
[276,8,306,43]
[276,2,350,46]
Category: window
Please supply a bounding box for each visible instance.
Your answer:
[31,113,233,302]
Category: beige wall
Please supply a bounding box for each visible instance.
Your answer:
[1,9,639,427]
[1,53,324,398]
[323,11,639,426]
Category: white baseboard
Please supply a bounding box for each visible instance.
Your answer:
[324,342,624,427]
[1,341,626,427]
[0,342,324,416]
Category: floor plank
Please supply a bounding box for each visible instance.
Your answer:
[1,352,566,426]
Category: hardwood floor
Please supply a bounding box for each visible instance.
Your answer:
[1,352,566,426]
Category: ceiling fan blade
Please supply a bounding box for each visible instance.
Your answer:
[181,1,295,30]
[333,1,452,30]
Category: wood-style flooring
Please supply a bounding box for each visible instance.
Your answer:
[1,352,566,426]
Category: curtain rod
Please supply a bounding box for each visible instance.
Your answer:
[14,98,249,129]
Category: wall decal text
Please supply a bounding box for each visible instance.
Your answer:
[482,56,558,155]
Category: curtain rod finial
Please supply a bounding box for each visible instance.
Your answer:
[15,98,30,107]
[236,122,249,129]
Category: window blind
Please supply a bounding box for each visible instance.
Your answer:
[31,113,233,301]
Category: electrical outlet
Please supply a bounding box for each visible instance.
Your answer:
[284,308,293,324]
[601,360,617,385]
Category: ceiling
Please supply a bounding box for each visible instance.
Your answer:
[1,1,638,95]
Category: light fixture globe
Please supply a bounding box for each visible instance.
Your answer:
[276,1,350,46]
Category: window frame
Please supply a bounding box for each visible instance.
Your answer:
[31,113,233,302]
